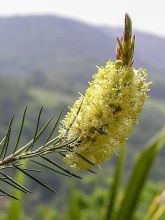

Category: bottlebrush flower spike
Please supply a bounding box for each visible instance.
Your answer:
[59,14,150,170]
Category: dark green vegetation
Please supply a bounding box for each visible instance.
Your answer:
[0,15,164,216]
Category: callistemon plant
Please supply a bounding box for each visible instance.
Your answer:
[59,14,150,170]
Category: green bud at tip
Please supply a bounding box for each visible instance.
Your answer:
[115,60,123,69]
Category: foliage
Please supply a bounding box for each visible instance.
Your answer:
[1,126,164,220]
[0,106,82,200]
[6,161,27,220]
[35,206,57,220]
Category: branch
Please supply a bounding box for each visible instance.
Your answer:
[0,106,81,200]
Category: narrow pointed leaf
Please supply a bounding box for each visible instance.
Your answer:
[117,37,124,56]
[6,161,27,220]
[0,171,31,193]
[13,106,27,154]
[87,169,96,174]
[75,152,96,166]
[0,178,28,194]
[104,145,126,220]
[44,106,65,145]
[0,116,14,159]
[29,107,43,150]
[14,115,55,156]
[0,136,6,148]
[13,164,56,193]
[36,116,54,142]
[31,159,72,177]
[0,189,19,200]
[115,127,165,220]
[22,168,42,172]
[41,156,82,179]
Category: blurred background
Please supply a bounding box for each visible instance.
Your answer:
[0,1,164,219]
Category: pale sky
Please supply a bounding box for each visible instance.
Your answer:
[0,0,164,37]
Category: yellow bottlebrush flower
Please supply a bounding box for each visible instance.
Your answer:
[59,14,150,170]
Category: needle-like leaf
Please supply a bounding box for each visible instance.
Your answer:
[86,169,96,174]
[0,170,31,193]
[41,156,82,179]
[13,164,56,193]
[1,116,14,159]
[13,115,55,156]
[22,168,42,172]
[44,106,65,145]
[29,107,43,150]
[75,152,96,166]
[0,189,19,200]
[0,177,28,194]
[13,106,27,154]
[31,159,72,177]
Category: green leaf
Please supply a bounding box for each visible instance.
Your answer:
[0,170,30,193]
[114,127,165,220]
[103,145,126,220]
[13,164,56,193]
[75,152,96,166]
[0,177,28,194]
[31,159,72,177]
[13,106,27,154]
[0,116,14,159]
[41,156,82,179]
[13,107,27,154]
[66,181,82,220]
[6,161,27,220]
[14,114,55,156]
[44,106,65,145]
[28,106,43,151]
[0,189,19,201]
